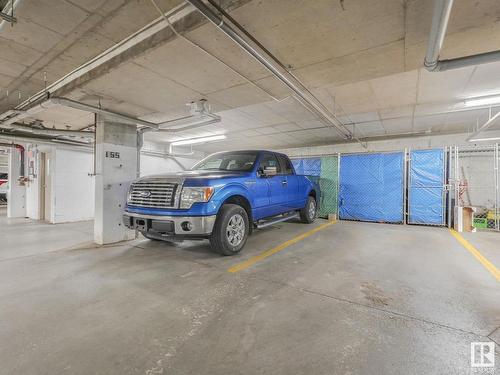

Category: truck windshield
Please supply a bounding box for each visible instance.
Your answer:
[192,151,258,172]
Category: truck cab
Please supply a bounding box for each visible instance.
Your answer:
[123,150,319,255]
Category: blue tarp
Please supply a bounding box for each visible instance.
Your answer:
[339,153,404,223]
[292,158,321,176]
[408,149,445,225]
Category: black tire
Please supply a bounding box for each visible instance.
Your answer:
[300,196,317,223]
[210,204,249,256]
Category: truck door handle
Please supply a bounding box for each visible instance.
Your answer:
[282,180,287,185]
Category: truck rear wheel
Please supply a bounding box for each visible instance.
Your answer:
[300,196,317,223]
[210,204,249,256]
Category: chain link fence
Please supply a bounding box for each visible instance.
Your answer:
[407,148,447,226]
[288,144,499,231]
[449,145,499,231]
[291,155,339,219]
[338,151,406,223]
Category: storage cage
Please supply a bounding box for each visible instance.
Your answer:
[288,144,499,231]
[449,145,499,231]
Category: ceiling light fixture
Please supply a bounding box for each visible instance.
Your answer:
[464,95,500,107]
[170,134,226,146]
[468,136,500,142]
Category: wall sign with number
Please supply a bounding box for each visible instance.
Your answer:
[105,151,120,159]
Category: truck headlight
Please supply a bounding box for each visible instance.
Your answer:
[180,187,214,209]
[126,184,134,204]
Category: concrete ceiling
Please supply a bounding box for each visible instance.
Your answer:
[2,0,500,152]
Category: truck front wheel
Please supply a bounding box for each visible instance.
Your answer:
[210,204,249,256]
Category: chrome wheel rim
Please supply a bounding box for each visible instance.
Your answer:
[308,200,316,219]
[226,214,245,247]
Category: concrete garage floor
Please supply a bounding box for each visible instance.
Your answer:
[0,214,499,374]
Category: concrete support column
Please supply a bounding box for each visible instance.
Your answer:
[94,115,138,245]
[7,147,26,218]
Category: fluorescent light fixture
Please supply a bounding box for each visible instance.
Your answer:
[469,137,500,142]
[464,95,500,107]
[170,134,226,146]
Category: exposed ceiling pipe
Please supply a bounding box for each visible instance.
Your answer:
[50,98,160,129]
[0,0,20,29]
[1,97,221,141]
[424,0,454,71]
[185,0,353,140]
[0,97,160,130]
[9,123,94,138]
[424,0,500,72]
[0,131,92,147]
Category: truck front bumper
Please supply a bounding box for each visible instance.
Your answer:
[123,212,216,236]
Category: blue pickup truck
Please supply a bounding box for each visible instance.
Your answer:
[123,150,319,255]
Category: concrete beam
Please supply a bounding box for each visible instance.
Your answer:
[43,0,252,100]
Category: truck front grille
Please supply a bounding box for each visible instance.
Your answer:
[128,179,178,208]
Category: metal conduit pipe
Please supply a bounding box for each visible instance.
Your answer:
[9,123,94,138]
[433,50,500,72]
[50,98,159,129]
[185,0,353,140]
[424,0,500,72]
[0,132,92,147]
[1,97,220,134]
[0,141,25,177]
[0,0,21,29]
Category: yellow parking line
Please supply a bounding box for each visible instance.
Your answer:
[228,220,337,273]
[449,229,500,282]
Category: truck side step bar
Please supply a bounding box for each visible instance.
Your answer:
[256,212,300,229]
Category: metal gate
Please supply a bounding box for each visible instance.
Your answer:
[408,149,446,225]
[339,152,405,223]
